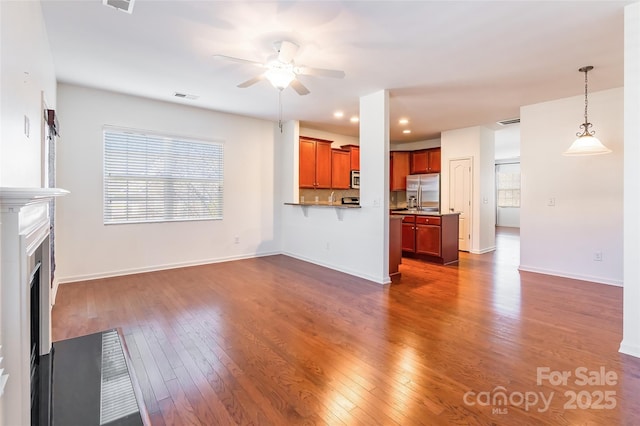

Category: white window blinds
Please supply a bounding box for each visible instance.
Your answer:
[496,164,521,208]
[104,129,223,224]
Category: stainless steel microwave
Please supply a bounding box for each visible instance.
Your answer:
[350,170,360,189]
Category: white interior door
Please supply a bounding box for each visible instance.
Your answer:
[449,158,472,251]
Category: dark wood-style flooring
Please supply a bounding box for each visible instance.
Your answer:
[52,227,640,425]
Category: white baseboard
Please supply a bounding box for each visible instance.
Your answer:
[57,251,281,284]
[51,277,60,305]
[470,246,496,255]
[282,251,390,285]
[619,340,640,359]
[518,264,623,287]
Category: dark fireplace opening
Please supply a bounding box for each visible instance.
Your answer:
[29,261,52,426]
[29,262,41,426]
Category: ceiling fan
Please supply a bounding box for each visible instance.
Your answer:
[213,40,345,96]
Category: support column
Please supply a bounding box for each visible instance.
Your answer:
[360,90,390,283]
[621,1,640,358]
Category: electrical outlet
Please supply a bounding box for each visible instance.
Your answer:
[234,236,240,244]
[594,251,603,261]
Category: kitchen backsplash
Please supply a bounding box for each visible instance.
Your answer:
[390,191,407,209]
[299,188,413,209]
[299,188,359,204]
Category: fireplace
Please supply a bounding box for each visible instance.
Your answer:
[0,187,68,426]
[30,261,42,425]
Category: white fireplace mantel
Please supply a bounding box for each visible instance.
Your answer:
[0,187,69,426]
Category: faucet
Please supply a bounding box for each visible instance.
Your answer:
[329,191,335,204]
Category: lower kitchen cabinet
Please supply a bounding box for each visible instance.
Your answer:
[389,216,403,282]
[401,219,416,252]
[416,219,441,256]
[396,213,459,264]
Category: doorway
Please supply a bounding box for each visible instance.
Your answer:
[495,161,521,227]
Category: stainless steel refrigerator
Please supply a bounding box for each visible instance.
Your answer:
[406,173,440,211]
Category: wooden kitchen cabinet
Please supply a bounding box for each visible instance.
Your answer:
[331,149,351,189]
[410,148,441,174]
[395,213,459,264]
[390,151,410,190]
[340,145,360,170]
[389,216,403,282]
[401,215,416,252]
[299,137,332,189]
[415,216,441,257]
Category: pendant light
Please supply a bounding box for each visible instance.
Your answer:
[563,66,611,156]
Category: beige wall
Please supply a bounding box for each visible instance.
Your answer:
[520,87,624,285]
[55,84,280,282]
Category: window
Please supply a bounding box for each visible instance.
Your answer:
[104,128,223,224]
[496,164,521,208]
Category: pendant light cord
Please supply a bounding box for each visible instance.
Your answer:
[576,65,595,137]
[583,68,589,124]
[278,90,283,133]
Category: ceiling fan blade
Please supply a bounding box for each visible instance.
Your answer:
[277,40,299,64]
[237,74,265,88]
[290,79,310,96]
[213,54,265,68]
[295,66,345,79]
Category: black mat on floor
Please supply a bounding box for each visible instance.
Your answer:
[52,329,145,426]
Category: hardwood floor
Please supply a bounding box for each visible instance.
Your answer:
[52,227,640,425]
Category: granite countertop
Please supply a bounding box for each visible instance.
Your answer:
[285,202,361,209]
[390,209,460,217]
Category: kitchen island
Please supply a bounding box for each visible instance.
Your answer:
[390,210,460,265]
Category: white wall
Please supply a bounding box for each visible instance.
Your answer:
[621,1,640,358]
[55,84,280,282]
[391,138,440,151]
[280,91,390,284]
[494,125,521,160]
[520,87,624,286]
[0,1,57,422]
[0,0,56,186]
[441,126,496,254]
[300,127,359,148]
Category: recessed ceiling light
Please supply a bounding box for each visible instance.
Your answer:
[399,118,409,125]
[350,116,359,123]
[403,129,411,134]
[334,111,344,118]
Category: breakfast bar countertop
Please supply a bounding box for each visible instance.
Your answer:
[390,209,460,217]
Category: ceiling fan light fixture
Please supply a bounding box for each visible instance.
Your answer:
[265,64,295,90]
[563,65,612,156]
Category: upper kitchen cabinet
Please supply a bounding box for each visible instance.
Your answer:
[331,149,351,189]
[410,148,441,174]
[299,137,332,189]
[390,151,410,190]
[340,145,360,170]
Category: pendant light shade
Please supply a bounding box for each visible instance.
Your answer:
[563,65,612,156]
[564,134,611,156]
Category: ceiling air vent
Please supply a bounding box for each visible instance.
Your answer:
[102,0,135,14]
[173,92,199,100]
[497,118,520,126]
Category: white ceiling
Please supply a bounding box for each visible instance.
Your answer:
[40,0,631,142]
